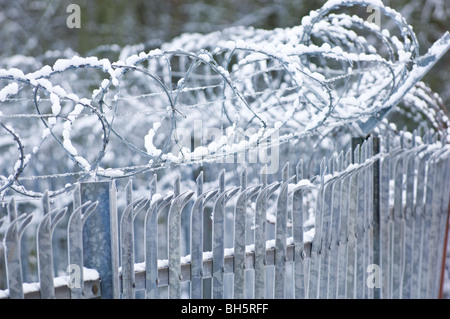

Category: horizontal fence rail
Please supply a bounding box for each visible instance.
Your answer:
[1,131,449,299]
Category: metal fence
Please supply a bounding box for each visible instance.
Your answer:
[1,131,449,299]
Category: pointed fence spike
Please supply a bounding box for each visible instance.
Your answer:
[282,162,289,182]
[120,202,137,299]
[261,165,268,187]
[190,188,218,299]
[42,191,50,216]
[67,200,92,299]
[174,174,181,197]
[50,207,68,234]
[240,168,247,190]
[38,208,63,299]
[5,213,32,299]
[149,174,157,198]
[73,183,81,209]
[219,169,225,193]
[125,179,133,206]
[196,171,204,197]
[7,197,17,222]
[296,159,303,183]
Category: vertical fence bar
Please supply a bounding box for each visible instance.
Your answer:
[81,180,117,299]
[293,159,305,299]
[67,199,98,299]
[355,158,365,299]
[145,190,173,299]
[337,148,351,298]
[319,178,333,299]
[238,169,247,299]
[37,205,67,299]
[379,153,390,299]
[337,172,350,299]
[421,156,436,298]
[213,171,226,300]
[191,172,204,299]
[120,200,136,299]
[402,149,418,298]
[392,152,404,299]
[254,166,268,299]
[168,191,194,298]
[191,187,217,299]
[427,151,445,298]
[68,184,84,299]
[328,157,342,299]
[413,149,432,298]
[37,192,54,299]
[254,187,267,300]
[109,180,120,299]
[372,137,381,299]
[120,180,139,299]
[144,175,160,300]
[430,154,446,297]
[365,139,374,299]
[274,168,294,299]
[4,198,32,299]
[234,185,260,299]
[436,151,450,298]
[361,142,369,299]
[308,158,326,299]
[353,139,364,300]
[212,180,239,299]
[254,169,279,299]
[346,146,360,299]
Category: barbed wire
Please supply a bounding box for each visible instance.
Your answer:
[0,0,449,199]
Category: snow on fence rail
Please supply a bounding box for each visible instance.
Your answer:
[0,131,449,299]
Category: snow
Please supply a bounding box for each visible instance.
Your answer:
[197,53,211,63]
[63,139,78,156]
[322,0,384,11]
[124,234,314,277]
[0,82,18,102]
[42,127,51,139]
[75,156,91,171]
[97,167,123,177]
[144,122,162,157]
[50,93,61,116]
[303,228,316,243]
[1,68,25,79]
[288,179,315,193]
[0,268,99,298]
[150,193,163,205]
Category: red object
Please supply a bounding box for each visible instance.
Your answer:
[439,192,450,299]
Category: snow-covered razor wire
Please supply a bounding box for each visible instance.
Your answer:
[0,0,449,198]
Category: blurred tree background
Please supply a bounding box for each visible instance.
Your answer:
[0,0,448,107]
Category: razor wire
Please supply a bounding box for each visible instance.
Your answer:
[0,0,449,199]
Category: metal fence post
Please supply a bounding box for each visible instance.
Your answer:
[80,181,119,299]
[372,136,381,299]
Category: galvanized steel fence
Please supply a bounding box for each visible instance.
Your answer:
[1,131,449,299]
